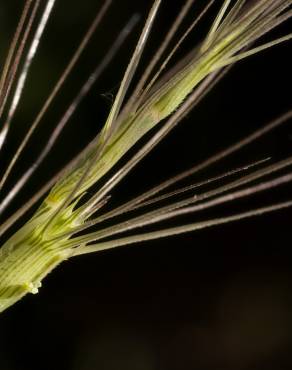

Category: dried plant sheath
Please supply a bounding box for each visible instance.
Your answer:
[0,0,292,313]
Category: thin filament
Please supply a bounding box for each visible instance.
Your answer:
[0,0,112,193]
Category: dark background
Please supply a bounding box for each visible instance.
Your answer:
[0,1,292,369]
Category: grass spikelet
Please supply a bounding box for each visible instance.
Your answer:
[0,0,291,313]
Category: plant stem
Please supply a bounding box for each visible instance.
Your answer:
[0,236,70,313]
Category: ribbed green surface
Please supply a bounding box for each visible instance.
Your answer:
[0,236,69,312]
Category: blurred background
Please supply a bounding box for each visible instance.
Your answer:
[0,1,292,369]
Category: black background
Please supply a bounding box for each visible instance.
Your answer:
[0,1,292,370]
